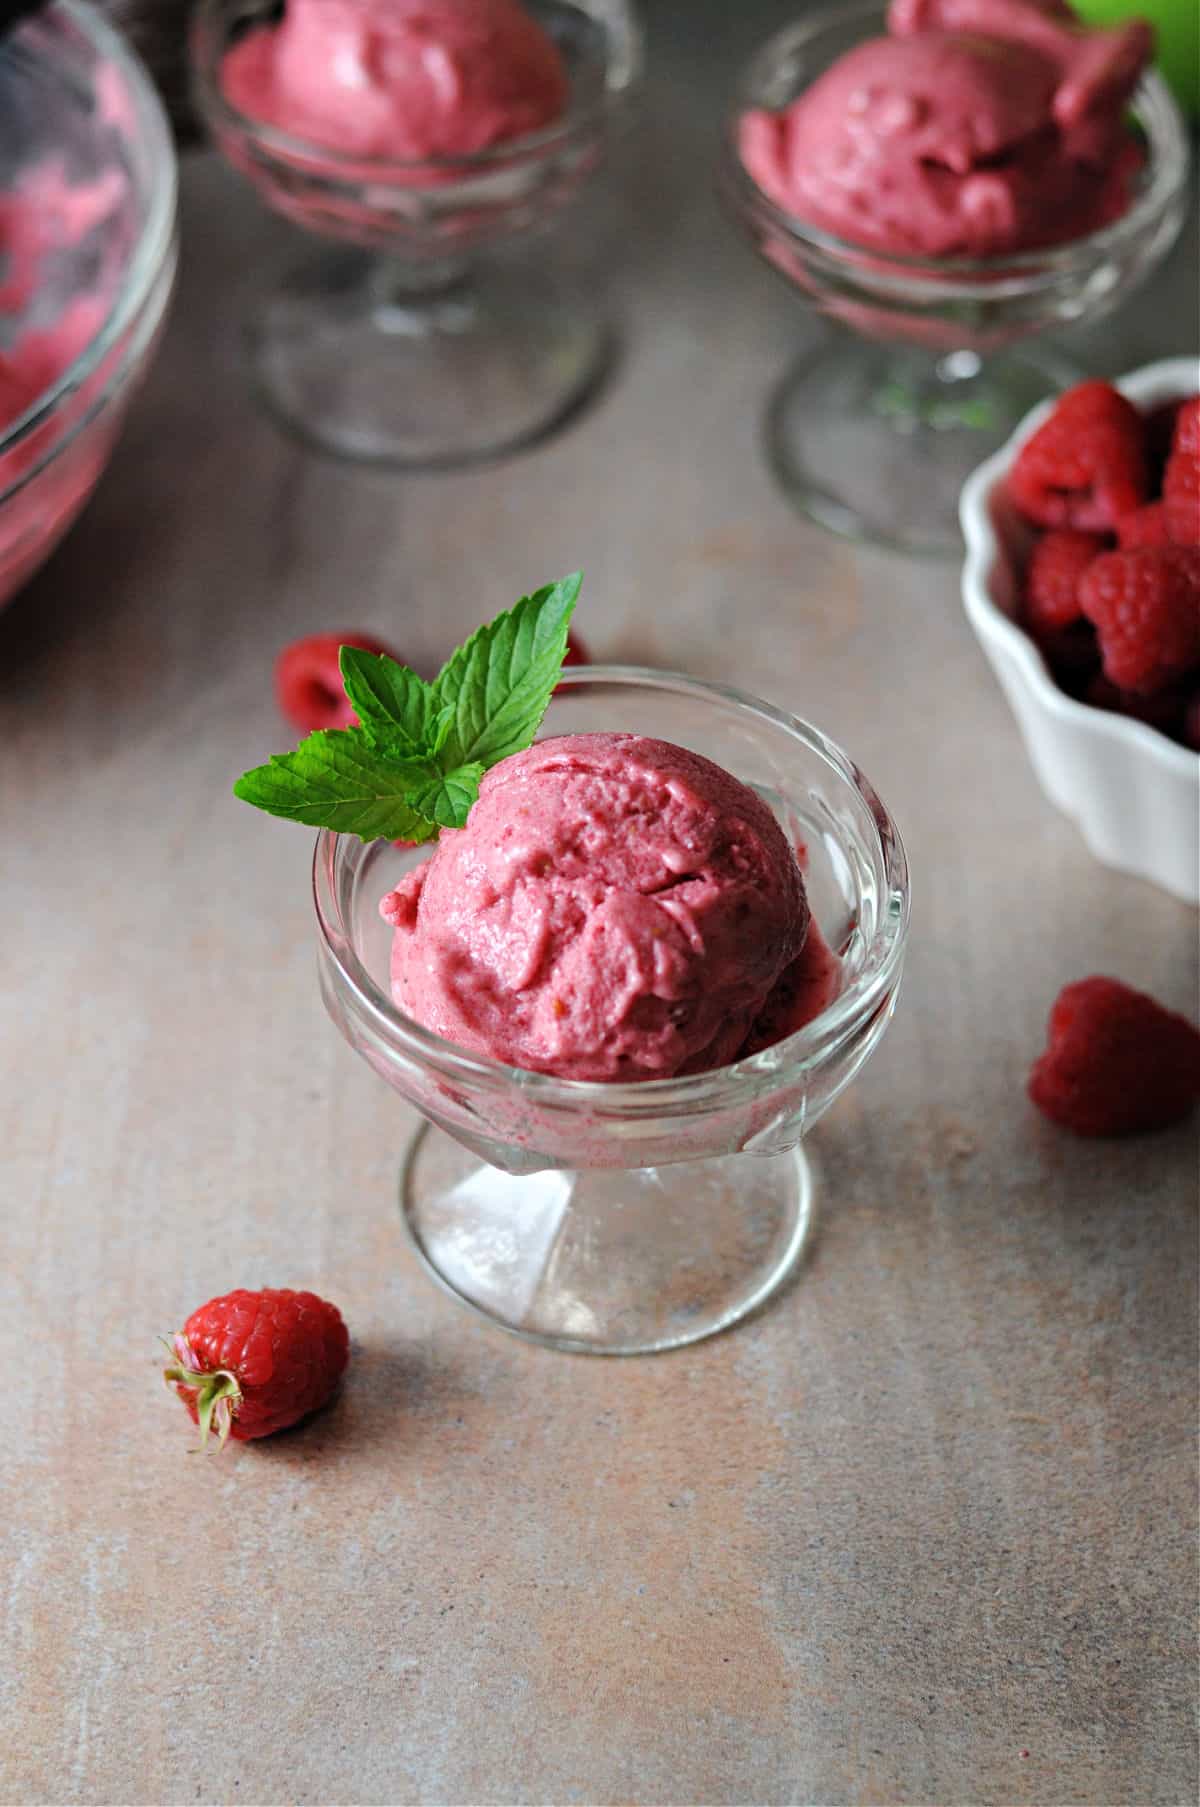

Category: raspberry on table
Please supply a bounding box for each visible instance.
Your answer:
[163,1287,349,1446]
[1163,397,1200,546]
[1008,381,1147,531]
[1078,546,1200,696]
[1029,977,1200,1137]
[275,632,397,734]
[553,628,590,695]
[562,629,589,669]
[1023,528,1107,635]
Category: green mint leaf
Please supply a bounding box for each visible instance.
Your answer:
[233,731,440,843]
[429,571,580,774]
[402,760,487,829]
[338,647,432,755]
[426,703,455,759]
[235,573,583,841]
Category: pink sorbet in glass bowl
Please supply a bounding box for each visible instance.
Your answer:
[739,0,1154,258]
[220,0,570,162]
[380,732,843,1083]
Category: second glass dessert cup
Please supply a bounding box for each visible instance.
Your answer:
[191,0,642,467]
[314,668,910,1355]
[720,0,1189,556]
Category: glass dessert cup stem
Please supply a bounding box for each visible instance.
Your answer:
[246,244,614,469]
[765,329,1082,557]
[399,1122,816,1355]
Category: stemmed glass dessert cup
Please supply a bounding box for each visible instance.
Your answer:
[720,0,1189,556]
[190,0,642,467]
[314,666,910,1355]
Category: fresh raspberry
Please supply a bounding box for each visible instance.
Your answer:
[553,628,590,695]
[1084,673,1188,737]
[1008,381,1147,531]
[1023,528,1106,634]
[1163,397,1200,546]
[1144,397,1185,489]
[563,628,589,669]
[1031,618,1101,695]
[275,633,397,734]
[1116,501,1170,548]
[163,1288,349,1447]
[1078,547,1200,694]
[1182,693,1200,752]
[1029,977,1200,1137]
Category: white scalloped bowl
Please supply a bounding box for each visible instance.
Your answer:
[960,355,1200,906]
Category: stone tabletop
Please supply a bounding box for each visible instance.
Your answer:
[2,3,1197,1802]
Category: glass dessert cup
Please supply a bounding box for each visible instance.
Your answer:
[314,667,910,1355]
[720,0,1189,557]
[0,1,178,610]
[190,0,642,467]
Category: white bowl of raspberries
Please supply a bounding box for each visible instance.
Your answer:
[960,357,1199,905]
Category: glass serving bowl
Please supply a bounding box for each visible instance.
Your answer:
[719,0,1189,556]
[191,0,642,467]
[0,0,178,611]
[314,667,910,1355]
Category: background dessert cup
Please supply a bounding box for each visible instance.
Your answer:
[720,0,1188,556]
[0,0,178,610]
[314,666,910,1354]
[191,0,642,467]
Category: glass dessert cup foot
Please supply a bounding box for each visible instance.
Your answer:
[314,668,910,1355]
[766,335,1082,556]
[721,0,1188,557]
[191,0,641,468]
[249,249,613,469]
[401,1122,815,1354]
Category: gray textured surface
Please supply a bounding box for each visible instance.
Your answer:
[2,2,1198,1801]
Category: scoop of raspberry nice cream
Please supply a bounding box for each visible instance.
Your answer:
[221,0,569,161]
[380,734,811,1082]
[739,0,1152,256]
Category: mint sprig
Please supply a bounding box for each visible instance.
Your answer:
[338,649,434,755]
[234,572,581,843]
